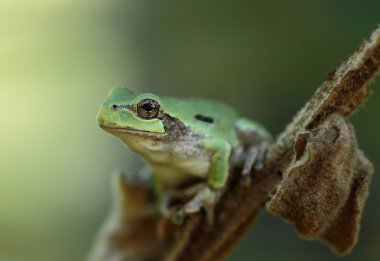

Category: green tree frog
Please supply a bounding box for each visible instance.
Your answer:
[97,87,271,222]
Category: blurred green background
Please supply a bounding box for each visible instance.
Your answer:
[0,1,379,260]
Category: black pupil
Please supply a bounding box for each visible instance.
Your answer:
[142,102,155,112]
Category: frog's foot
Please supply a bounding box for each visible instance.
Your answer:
[171,186,221,225]
[233,118,271,182]
[231,138,268,176]
[242,142,268,175]
[158,183,208,218]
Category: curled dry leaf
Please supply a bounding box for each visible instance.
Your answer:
[266,114,373,255]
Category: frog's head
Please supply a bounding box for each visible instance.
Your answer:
[97,87,166,138]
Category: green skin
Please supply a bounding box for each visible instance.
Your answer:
[97,87,271,219]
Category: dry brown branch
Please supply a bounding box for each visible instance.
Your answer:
[165,26,380,260]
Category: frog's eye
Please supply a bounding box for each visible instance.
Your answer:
[137,99,160,119]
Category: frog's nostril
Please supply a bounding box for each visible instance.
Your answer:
[111,104,118,110]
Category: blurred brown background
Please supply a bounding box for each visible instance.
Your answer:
[0,1,379,260]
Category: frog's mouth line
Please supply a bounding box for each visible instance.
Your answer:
[100,125,165,136]
[100,124,201,142]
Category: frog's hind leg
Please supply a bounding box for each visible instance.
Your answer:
[158,182,220,224]
[171,185,223,225]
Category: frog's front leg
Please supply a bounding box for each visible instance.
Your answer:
[203,138,232,189]
[171,138,231,223]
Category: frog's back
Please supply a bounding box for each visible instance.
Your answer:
[160,96,240,144]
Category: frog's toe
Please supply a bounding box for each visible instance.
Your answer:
[171,210,186,224]
[241,145,260,176]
